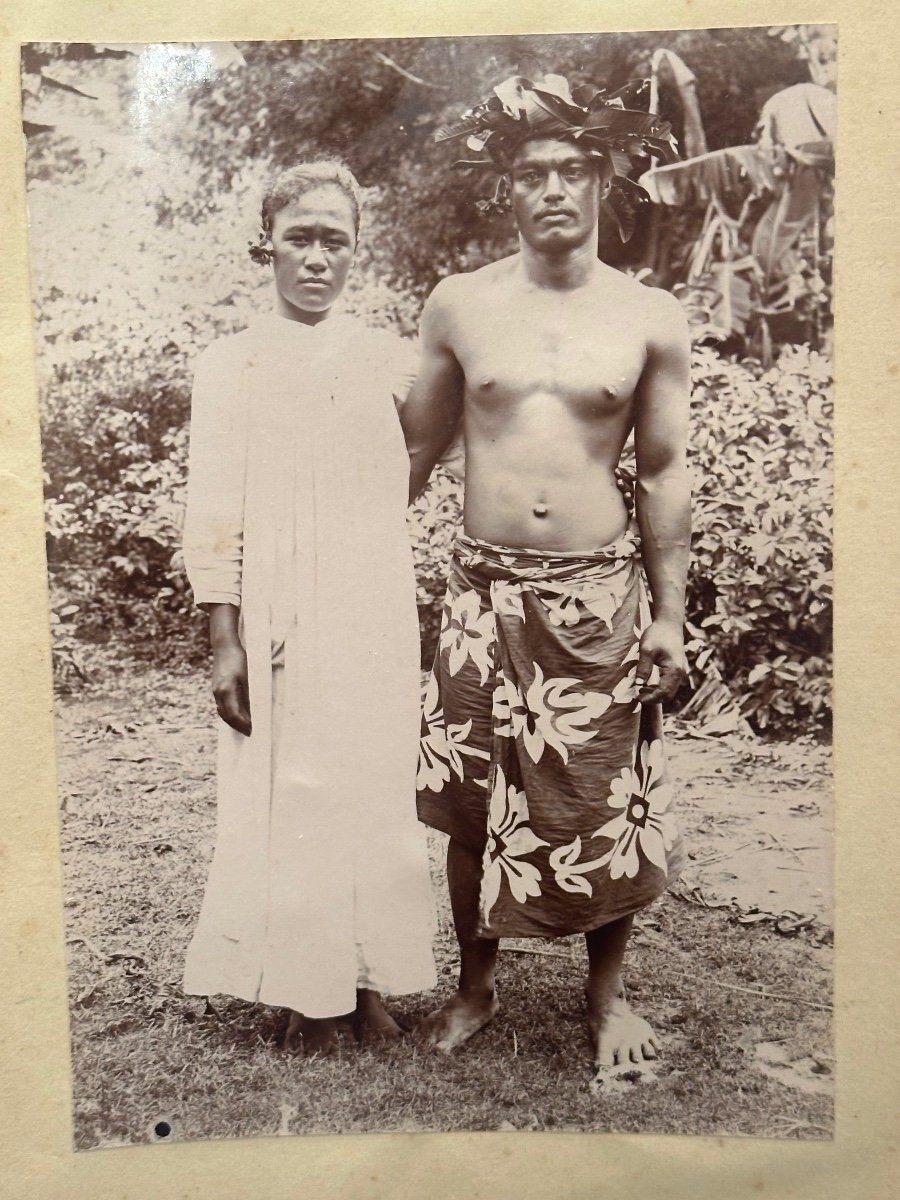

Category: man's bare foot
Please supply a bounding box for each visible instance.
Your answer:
[353,989,404,1042]
[419,991,499,1053]
[283,1011,341,1057]
[588,992,659,1072]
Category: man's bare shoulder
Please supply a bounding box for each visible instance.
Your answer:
[598,269,687,343]
[632,274,685,324]
[428,256,518,315]
[643,283,689,349]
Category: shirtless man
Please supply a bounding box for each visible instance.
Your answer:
[403,75,691,1072]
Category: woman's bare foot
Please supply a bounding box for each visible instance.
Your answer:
[283,1011,341,1057]
[419,990,499,1053]
[588,992,659,1072]
[353,989,404,1042]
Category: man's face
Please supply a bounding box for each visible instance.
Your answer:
[270,185,357,317]
[509,138,606,252]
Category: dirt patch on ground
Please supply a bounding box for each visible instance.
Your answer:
[668,728,831,934]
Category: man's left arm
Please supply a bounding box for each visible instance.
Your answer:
[633,290,692,704]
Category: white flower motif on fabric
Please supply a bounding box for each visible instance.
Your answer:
[440,589,497,683]
[418,672,489,792]
[614,676,643,710]
[579,575,632,630]
[536,584,582,628]
[610,667,640,710]
[612,625,650,711]
[480,765,549,923]
[549,835,612,897]
[529,566,633,630]
[494,664,612,764]
[593,739,676,880]
[622,623,643,666]
[492,680,513,736]
[491,579,527,621]
[549,739,675,893]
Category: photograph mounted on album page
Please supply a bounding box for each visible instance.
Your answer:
[18,24,836,1152]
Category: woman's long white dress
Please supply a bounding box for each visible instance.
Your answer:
[182,312,437,1018]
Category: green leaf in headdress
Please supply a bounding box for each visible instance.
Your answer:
[601,79,653,108]
[603,177,650,243]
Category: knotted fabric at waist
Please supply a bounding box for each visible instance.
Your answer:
[453,522,641,587]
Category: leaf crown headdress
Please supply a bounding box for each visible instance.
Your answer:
[436,65,679,241]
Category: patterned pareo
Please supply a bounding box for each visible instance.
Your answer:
[417,526,685,939]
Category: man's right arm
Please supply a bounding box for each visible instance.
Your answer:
[400,279,466,503]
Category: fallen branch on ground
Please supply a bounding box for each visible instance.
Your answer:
[502,946,574,961]
[709,979,832,1012]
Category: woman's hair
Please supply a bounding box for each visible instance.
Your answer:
[260,160,363,239]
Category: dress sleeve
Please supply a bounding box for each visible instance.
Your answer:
[386,333,419,414]
[182,340,247,608]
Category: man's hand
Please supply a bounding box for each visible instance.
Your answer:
[615,466,635,515]
[636,619,688,705]
[212,642,252,736]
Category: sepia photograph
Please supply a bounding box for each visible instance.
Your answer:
[21,25,835,1149]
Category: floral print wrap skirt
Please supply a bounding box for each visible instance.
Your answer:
[416,525,685,939]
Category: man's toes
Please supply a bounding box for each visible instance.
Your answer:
[418,1015,443,1046]
[428,1030,450,1050]
[424,1025,451,1052]
[641,1040,658,1059]
[595,1046,617,1068]
[283,1013,303,1051]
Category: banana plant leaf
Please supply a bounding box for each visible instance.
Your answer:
[751,162,822,290]
[754,82,836,154]
[649,48,707,159]
[675,263,754,341]
[640,145,780,207]
[708,262,754,337]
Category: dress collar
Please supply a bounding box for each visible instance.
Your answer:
[252,309,356,341]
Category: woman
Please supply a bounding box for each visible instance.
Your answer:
[182,161,437,1054]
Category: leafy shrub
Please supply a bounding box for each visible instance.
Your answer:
[684,343,832,736]
[408,468,463,666]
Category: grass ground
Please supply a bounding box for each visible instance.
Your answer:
[56,658,833,1148]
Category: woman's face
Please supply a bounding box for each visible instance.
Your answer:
[270,185,357,323]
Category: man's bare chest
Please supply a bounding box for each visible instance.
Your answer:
[453,301,646,412]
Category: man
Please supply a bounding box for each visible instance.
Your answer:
[403,71,691,1072]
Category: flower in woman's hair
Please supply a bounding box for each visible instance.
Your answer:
[248,229,273,266]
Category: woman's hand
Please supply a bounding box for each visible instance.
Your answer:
[212,643,252,735]
[207,604,252,736]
